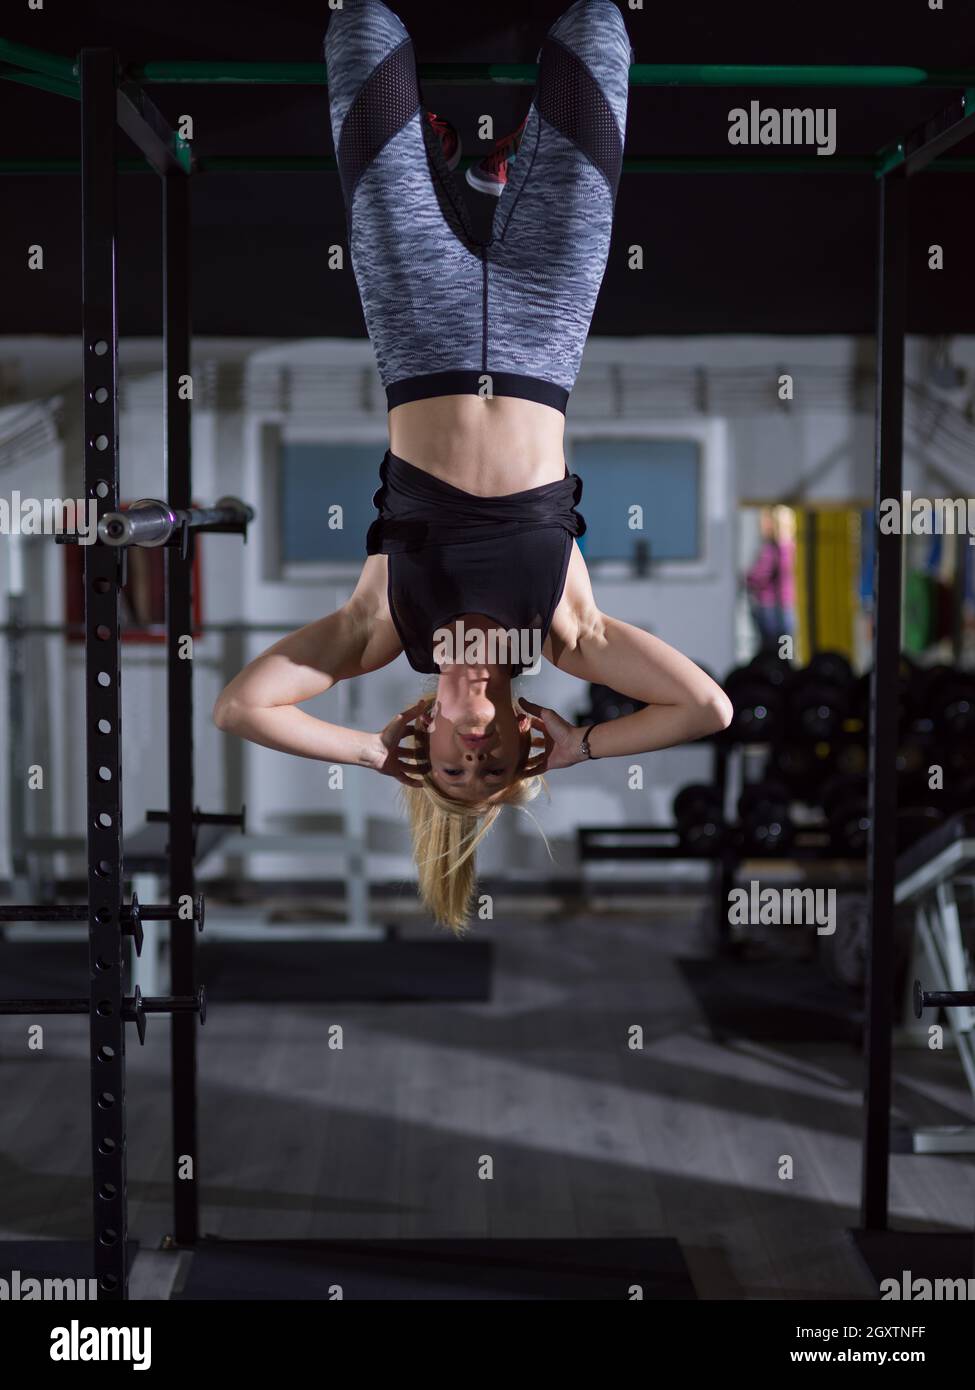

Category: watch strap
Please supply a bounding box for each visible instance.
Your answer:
[581,722,599,760]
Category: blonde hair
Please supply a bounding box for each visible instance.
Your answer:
[399,692,550,935]
[771,504,796,542]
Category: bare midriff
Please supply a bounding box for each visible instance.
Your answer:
[387,394,567,497]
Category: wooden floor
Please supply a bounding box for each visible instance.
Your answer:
[2,904,973,1300]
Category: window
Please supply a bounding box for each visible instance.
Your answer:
[571,437,702,564]
[279,441,383,566]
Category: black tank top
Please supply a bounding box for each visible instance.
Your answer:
[365,451,587,675]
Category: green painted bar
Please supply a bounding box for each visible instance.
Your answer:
[628,63,934,87]
[0,63,80,102]
[4,38,975,89]
[0,37,76,82]
[120,59,975,87]
[2,155,974,176]
[129,59,328,84]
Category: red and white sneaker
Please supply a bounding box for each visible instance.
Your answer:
[465,116,528,197]
[426,112,462,170]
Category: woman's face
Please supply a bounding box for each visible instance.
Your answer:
[424,688,531,802]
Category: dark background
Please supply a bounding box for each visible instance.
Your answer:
[1,0,974,338]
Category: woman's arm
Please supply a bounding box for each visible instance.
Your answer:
[212,559,403,767]
[542,542,732,760]
[550,611,728,756]
[545,609,733,759]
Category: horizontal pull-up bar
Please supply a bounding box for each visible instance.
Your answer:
[110,61,975,88]
[4,39,975,89]
[111,61,975,87]
[2,155,973,176]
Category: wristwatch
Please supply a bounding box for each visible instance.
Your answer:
[580,723,599,760]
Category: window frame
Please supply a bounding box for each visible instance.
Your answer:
[565,418,727,580]
[269,421,389,583]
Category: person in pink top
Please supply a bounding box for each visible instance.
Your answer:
[745,506,796,652]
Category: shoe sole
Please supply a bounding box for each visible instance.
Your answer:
[465,166,505,197]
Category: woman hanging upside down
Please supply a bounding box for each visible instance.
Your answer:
[214,0,733,932]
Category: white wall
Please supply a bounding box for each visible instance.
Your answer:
[1,332,972,884]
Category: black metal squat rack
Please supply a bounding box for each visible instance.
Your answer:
[0,51,250,1300]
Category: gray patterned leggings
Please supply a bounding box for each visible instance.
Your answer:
[324,0,633,414]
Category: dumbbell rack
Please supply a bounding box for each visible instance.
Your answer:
[579,686,869,952]
[579,822,863,953]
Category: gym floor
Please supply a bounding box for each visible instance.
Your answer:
[4,903,971,1300]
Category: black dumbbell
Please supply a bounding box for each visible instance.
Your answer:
[807,650,855,689]
[788,670,850,741]
[832,739,868,778]
[924,668,975,741]
[746,650,793,690]
[821,773,870,853]
[823,773,947,855]
[770,741,829,798]
[721,666,784,743]
[738,779,795,854]
[673,783,729,853]
[587,682,647,723]
[850,660,921,734]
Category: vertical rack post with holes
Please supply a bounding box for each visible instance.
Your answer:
[80,46,128,1301]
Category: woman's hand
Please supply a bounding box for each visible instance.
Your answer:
[517,698,587,773]
[370,698,436,786]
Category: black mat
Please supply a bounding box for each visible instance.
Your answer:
[175,1236,695,1300]
[849,1229,975,1292]
[678,957,863,1044]
[0,939,492,1004]
[200,940,492,1002]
